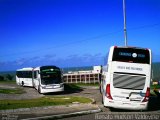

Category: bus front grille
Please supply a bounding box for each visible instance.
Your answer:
[113,73,146,90]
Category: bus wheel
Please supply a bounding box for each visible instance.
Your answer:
[99,85,101,93]
[100,81,103,94]
[21,81,24,87]
[102,95,104,104]
[38,86,41,94]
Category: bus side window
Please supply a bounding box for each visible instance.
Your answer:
[16,71,22,78]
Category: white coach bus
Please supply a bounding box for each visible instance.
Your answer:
[33,66,64,94]
[16,67,33,87]
[101,46,152,110]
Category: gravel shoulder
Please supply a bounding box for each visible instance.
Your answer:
[0,83,107,111]
[0,84,102,119]
[0,83,44,100]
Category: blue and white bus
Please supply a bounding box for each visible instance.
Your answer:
[101,46,152,110]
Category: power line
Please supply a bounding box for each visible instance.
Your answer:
[0,30,122,57]
[128,23,160,31]
[1,23,159,58]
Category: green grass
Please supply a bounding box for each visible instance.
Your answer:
[0,96,92,110]
[151,84,160,89]
[0,80,25,94]
[150,89,156,96]
[150,84,160,96]
[0,88,25,94]
[64,83,82,90]
[0,80,16,84]
[69,83,99,87]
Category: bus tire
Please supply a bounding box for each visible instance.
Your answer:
[38,86,42,94]
[21,81,24,87]
[102,95,104,104]
[99,85,102,94]
[100,81,103,94]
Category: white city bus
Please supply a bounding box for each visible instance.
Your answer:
[101,46,152,110]
[16,67,33,87]
[33,66,64,94]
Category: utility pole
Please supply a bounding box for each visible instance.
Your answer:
[123,0,128,46]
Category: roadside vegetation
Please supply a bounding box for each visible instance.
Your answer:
[72,83,99,87]
[150,84,160,96]
[0,88,25,94]
[0,72,16,85]
[64,83,82,90]
[0,72,15,81]
[0,82,92,110]
[151,84,160,89]
[0,80,16,84]
[0,96,92,110]
[64,83,99,93]
[65,83,99,89]
[0,76,25,94]
[152,62,160,81]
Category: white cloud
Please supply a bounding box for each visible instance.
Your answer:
[0,53,104,71]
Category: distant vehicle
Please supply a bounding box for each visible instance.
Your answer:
[101,46,152,110]
[16,67,33,87]
[33,66,64,94]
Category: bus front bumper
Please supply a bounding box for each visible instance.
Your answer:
[40,86,64,94]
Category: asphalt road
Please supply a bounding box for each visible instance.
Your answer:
[1,83,160,120]
[57,86,160,120]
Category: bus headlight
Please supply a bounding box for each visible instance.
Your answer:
[41,86,46,89]
[60,83,64,87]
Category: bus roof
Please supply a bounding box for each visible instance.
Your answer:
[33,65,60,71]
[17,67,33,71]
[112,46,150,51]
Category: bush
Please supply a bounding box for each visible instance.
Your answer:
[0,75,4,81]
[6,74,13,81]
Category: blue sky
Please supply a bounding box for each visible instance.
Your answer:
[0,0,160,71]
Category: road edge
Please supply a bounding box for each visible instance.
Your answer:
[21,107,102,120]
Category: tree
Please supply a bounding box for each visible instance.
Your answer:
[6,74,13,81]
[0,75,4,81]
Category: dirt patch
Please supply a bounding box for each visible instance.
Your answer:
[0,84,43,100]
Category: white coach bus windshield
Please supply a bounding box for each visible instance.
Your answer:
[101,46,152,110]
[40,67,62,85]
